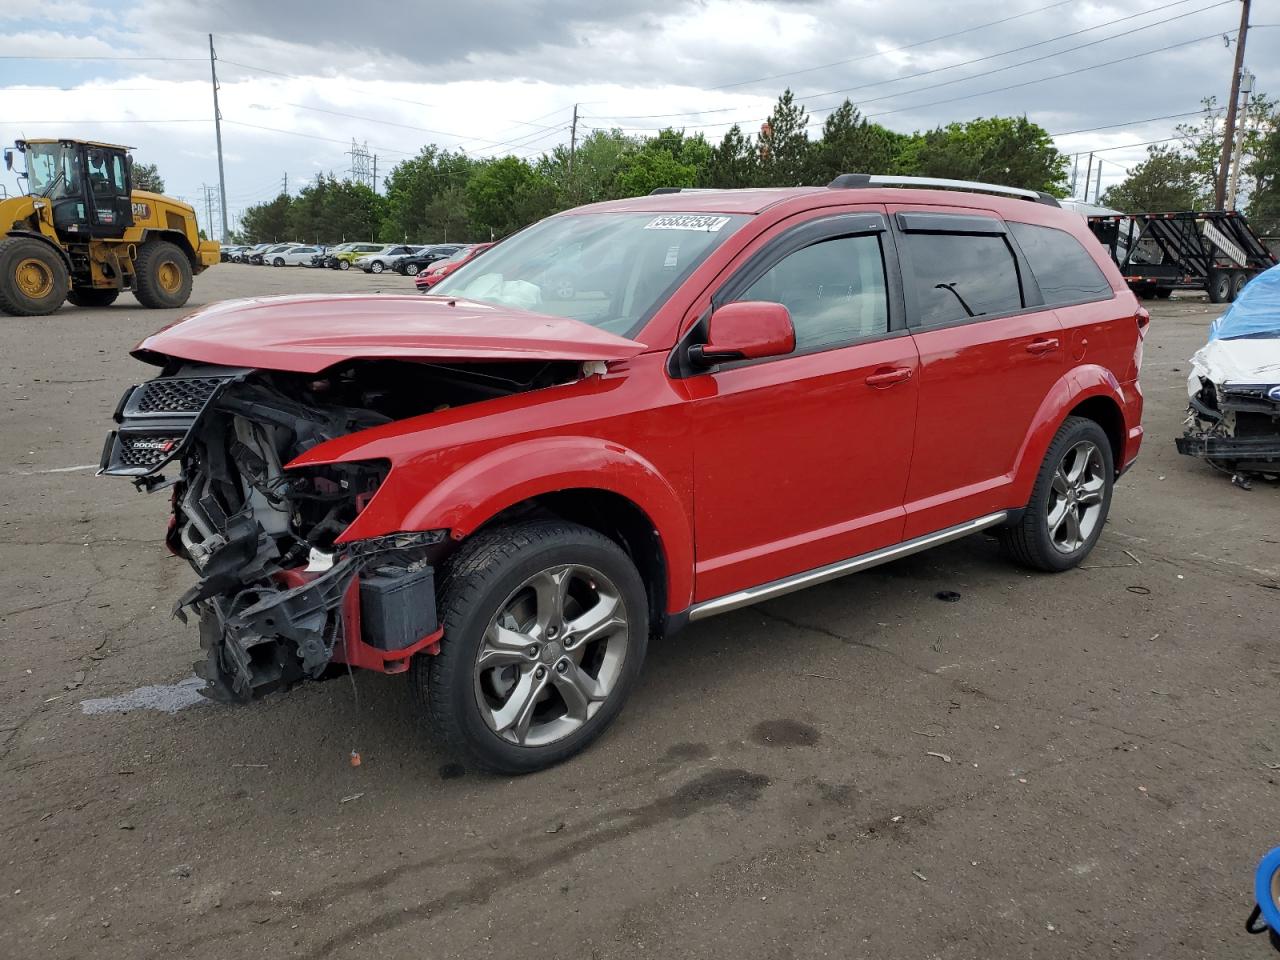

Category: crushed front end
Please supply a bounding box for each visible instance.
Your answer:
[100,365,445,701]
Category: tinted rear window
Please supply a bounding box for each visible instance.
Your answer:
[1008,222,1113,306]
[902,233,1024,325]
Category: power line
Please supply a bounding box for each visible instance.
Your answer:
[1047,106,1221,138]
[589,0,1217,123]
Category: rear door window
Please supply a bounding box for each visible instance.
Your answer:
[900,230,1024,326]
[1007,221,1113,306]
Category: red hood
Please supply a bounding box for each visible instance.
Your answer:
[133,294,646,373]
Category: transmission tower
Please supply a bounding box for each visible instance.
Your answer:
[348,139,374,189]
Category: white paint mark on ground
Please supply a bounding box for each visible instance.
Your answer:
[10,464,99,476]
[81,676,210,715]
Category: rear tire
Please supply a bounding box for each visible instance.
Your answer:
[413,520,649,775]
[1231,272,1250,300]
[1154,288,1172,299]
[67,286,120,307]
[0,236,69,316]
[1208,271,1231,304]
[405,263,419,276]
[133,240,193,309]
[999,416,1114,572]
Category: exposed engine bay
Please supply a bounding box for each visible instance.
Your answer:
[1176,265,1280,485]
[100,357,582,700]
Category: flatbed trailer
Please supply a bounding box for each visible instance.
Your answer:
[1086,210,1277,303]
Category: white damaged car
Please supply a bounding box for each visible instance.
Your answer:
[1178,263,1280,478]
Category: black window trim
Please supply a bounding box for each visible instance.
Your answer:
[669,212,906,378]
[1003,219,1117,311]
[892,211,1049,332]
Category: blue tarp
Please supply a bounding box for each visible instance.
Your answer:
[1209,263,1280,340]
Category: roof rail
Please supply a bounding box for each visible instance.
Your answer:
[647,187,720,195]
[828,173,1060,207]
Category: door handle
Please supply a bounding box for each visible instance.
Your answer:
[865,366,913,388]
[1026,337,1060,355]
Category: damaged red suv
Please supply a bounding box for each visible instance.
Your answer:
[101,175,1145,773]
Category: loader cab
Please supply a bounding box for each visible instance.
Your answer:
[15,139,135,240]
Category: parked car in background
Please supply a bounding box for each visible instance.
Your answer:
[100,175,1144,774]
[393,243,465,276]
[355,245,419,274]
[327,242,384,270]
[241,243,274,264]
[309,247,331,268]
[251,243,299,266]
[219,245,249,263]
[273,245,326,267]
[415,242,493,289]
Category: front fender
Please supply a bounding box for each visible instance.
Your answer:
[331,435,696,614]
[1009,364,1139,503]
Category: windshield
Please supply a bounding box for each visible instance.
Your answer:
[24,142,80,199]
[431,212,748,337]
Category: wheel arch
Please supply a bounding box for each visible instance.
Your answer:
[3,230,73,273]
[140,229,198,267]
[1010,366,1133,505]
[323,435,696,620]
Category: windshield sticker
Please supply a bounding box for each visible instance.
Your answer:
[664,244,680,268]
[644,215,731,232]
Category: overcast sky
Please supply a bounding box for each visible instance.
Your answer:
[2,0,1275,238]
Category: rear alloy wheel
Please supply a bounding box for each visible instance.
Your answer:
[405,263,419,276]
[0,236,69,316]
[67,286,120,307]
[414,520,648,774]
[133,239,193,309]
[999,416,1113,572]
[1208,271,1231,304]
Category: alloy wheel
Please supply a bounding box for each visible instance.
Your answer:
[473,564,629,747]
[1047,440,1106,553]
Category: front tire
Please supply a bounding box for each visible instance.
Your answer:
[67,286,120,307]
[999,416,1113,572]
[272,257,285,267]
[133,240,193,309]
[0,236,69,316]
[413,520,649,774]
[338,260,350,271]
[370,261,384,274]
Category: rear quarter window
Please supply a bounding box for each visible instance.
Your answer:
[901,232,1024,325]
[1008,221,1113,306]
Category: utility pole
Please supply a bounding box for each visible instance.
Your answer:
[1070,154,1080,198]
[282,171,288,195]
[1215,0,1250,209]
[201,183,213,237]
[1227,68,1255,209]
[208,35,230,243]
[1094,159,1103,205]
[1083,152,1094,203]
[372,154,378,194]
[568,103,579,176]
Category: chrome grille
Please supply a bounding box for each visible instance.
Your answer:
[132,377,226,414]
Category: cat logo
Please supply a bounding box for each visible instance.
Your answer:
[131,201,151,219]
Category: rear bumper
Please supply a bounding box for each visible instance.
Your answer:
[196,241,221,269]
[1176,433,1280,462]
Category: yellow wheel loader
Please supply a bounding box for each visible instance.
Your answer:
[0,139,219,316]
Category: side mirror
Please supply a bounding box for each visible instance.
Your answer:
[690,300,796,367]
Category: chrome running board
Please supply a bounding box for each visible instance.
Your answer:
[687,512,1008,621]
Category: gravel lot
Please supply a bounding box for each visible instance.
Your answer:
[1,264,1277,959]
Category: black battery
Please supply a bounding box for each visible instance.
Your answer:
[359,565,437,651]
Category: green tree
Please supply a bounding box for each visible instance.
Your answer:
[239,193,292,242]
[380,146,474,242]
[466,156,557,238]
[615,128,705,196]
[1100,145,1206,211]
[806,100,902,183]
[702,124,756,188]
[132,161,165,193]
[1246,125,1280,234]
[904,116,1069,194]
[755,89,811,186]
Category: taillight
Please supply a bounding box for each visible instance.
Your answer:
[1136,306,1151,338]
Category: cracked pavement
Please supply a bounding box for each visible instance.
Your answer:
[0,268,1277,959]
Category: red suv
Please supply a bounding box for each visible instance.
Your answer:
[101,175,1145,773]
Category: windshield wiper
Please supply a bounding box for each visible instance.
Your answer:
[935,282,980,318]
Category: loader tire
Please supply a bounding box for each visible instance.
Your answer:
[133,240,193,309]
[0,236,69,316]
[67,286,120,307]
